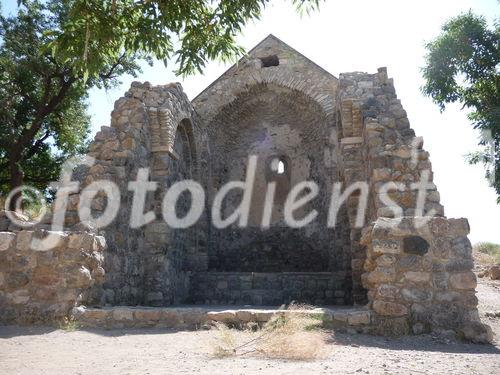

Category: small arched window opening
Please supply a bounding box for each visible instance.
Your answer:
[277,160,285,174]
[270,157,287,175]
[267,155,291,205]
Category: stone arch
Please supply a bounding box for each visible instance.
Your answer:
[203,82,351,299]
[174,118,198,180]
[194,69,337,127]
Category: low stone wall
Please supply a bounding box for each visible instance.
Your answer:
[73,305,372,330]
[0,229,106,324]
[361,217,492,342]
[189,271,350,305]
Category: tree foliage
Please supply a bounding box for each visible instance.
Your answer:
[1,0,322,199]
[43,0,322,79]
[0,0,142,198]
[422,11,500,202]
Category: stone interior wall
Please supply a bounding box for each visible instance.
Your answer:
[192,35,352,299]
[205,83,347,273]
[0,223,105,324]
[189,271,349,305]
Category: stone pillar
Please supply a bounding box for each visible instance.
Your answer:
[361,217,492,342]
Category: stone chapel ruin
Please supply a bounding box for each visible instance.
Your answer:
[0,35,492,342]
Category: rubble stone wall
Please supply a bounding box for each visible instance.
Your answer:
[63,82,207,306]
[0,228,105,324]
[360,217,491,342]
[335,68,445,304]
[0,35,491,341]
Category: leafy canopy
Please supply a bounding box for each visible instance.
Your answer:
[0,0,142,194]
[421,11,500,202]
[37,0,322,79]
[1,0,323,196]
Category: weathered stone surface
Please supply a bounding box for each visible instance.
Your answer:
[372,301,408,317]
[449,272,477,290]
[404,271,430,284]
[375,284,399,300]
[347,311,371,325]
[134,309,162,321]
[400,287,432,302]
[460,321,493,344]
[112,307,134,321]
[0,232,15,251]
[372,239,401,254]
[16,231,33,251]
[0,230,106,324]
[363,267,396,286]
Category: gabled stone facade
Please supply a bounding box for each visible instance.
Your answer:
[0,35,491,341]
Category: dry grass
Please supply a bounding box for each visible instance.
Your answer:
[474,242,500,265]
[210,310,328,361]
[58,316,81,332]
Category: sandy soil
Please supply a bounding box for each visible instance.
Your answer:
[1,279,500,375]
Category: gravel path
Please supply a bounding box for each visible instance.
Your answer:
[1,279,499,375]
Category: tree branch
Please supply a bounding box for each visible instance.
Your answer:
[99,53,126,81]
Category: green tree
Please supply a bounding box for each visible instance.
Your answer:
[44,0,321,79]
[1,0,321,202]
[421,11,500,202]
[0,0,141,200]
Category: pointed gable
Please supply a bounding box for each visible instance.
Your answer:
[192,34,338,124]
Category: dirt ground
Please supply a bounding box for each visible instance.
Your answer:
[1,278,500,375]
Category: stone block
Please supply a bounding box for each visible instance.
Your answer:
[375,284,399,300]
[81,308,110,323]
[460,321,493,344]
[375,254,396,267]
[400,287,432,302]
[68,233,94,250]
[373,300,408,317]
[0,232,16,251]
[32,265,60,286]
[449,272,476,290]
[372,239,401,254]
[207,310,237,323]
[66,266,92,288]
[6,272,29,289]
[16,231,33,251]
[134,309,162,321]
[347,311,371,325]
[447,218,470,236]
[362,267,396,286]
[404,271,430,284]
[112,307,134,321]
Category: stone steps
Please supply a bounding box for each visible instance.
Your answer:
[72,305,372,331]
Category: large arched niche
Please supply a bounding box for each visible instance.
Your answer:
[206,83,351,277]
[166,118,208,274]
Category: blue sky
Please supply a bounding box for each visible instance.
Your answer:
[2,0,499,243]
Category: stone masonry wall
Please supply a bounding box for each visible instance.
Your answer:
[63,82,207,306]
[360,217,492,342]
[192,34,351,295]
[0,224,105,324]
[189,272,349,305]
[336,67,445,304]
